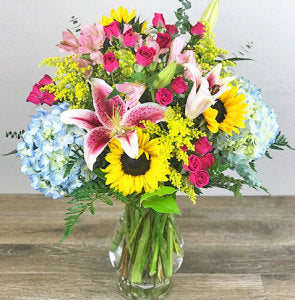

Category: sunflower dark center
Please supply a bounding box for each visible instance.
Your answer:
[212,99,226,123]
[121,152,151,176]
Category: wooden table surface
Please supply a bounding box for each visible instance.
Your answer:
[0,194,295,300]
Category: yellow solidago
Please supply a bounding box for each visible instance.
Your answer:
[144,105,206,202]
[192,21,236,78]
[40,55,91,109]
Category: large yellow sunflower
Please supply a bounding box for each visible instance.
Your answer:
[203,87,248,136]
[100,7,147,33]
[103,130,169,195]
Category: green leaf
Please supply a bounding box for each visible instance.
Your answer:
[142,195,181,215]
[130,72,147,83]
[140,186,176,202]
[226,57,254,62]
[105,88,121,101]
[2,149,17,156]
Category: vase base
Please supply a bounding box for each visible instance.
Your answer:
[118,276,172,300]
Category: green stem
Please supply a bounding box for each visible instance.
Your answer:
[129,210,148,244]
[109,221,124,253]
[166,214,174,278]
[123,206,132,256]
[130,212,151,283]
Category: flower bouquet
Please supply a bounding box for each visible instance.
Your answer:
[6,0,293,299]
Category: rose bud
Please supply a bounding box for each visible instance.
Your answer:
[103,52,119,73]
[152,13,166,28]
[199,153,215,170]
[189,170,210,188]
[171,76,189,94]
[136,46,156,67]
[156,33,171,49]
[104,21,121,39]
[155,88,174,106]
[190,21,206,38]
[123,28,137,47]
[183,155,202,172]
[165,24,178,35]
[194,137,213,155]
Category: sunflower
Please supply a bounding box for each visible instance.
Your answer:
[103,130,169,195]
[100,7,147,33]
[203,87,248,136]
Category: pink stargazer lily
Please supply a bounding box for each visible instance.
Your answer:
[116,82,146,109]
[60,79,166,170]
[184,63,214,119]
[206,63,235,100]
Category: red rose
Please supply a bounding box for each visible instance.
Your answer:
[190,21,206,38]
[171,76,189,94]
[104,21,121,39]
[180,145,188,153]
[199,153,215,170]
[123,28,137,47]
[194,137,213,155]
[155,88,173,106]
[103,52,119,73]
[165,25,178,35]
[156,33,171,49]
[136,46,156,67]
[152,13,166,28]
[189,170,209,188]
[183,155,202,172]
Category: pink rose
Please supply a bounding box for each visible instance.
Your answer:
[194,137,213,155]
[199,153,215,170]
[180,145,188,153]
[136,46,156,66]
[123,28,137,47]
[152,13,166,28]
[190,21,206,38]
[26,75,56,106]
[103,52,119,73]
[156,33,171,49]
[165,25,178,35]
[183,155,202,172]
[171,76,188,94]
[38,75,53,86]
[189,170,209,188]
[104,21,121,39]
[155,88,173,106]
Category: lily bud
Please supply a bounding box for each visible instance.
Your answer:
[201,0,219,29]
[153,61,177,90]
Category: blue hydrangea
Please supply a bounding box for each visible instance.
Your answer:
[213,78,279,187]
[215,78,279,161]
[17,102,96,199]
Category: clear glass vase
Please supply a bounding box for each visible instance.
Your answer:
[109,204,184,299]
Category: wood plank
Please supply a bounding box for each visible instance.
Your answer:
[261,275,295,300]
[1,244,295,276]
[0,273,266,300]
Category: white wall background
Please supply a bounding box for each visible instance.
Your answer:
[0,0,294,195]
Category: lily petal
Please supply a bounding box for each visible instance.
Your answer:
[206,63,222,88]
[116,82,146,108]
[60,109,102,131]
[117,130,139,159]
[185,77,214,119]
[84,127,112,170]
[122,103,166,128]
[91,78,127,129]
[168,36,185,64]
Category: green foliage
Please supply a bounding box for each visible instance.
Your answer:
[5,130,25,139]
[69,16,81,33]
[140,186,180,215]
[61,179,114,241]
[175,0,192,34]
[2,149,17,156]
[266,131,294,159]
[63,147,84,178]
